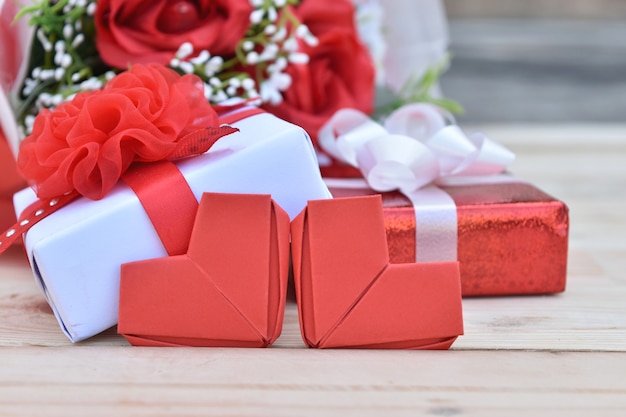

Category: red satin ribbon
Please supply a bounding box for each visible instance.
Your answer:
[0,106,265,256]
[218,107,265,126]
[0,191,80,252]
[122,161,197,256]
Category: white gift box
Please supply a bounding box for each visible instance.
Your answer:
[14,112,332,342]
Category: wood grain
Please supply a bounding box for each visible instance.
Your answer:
[0,348,624,416]
[1,125,625,415]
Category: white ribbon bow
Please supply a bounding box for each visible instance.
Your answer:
[318,103,515,192]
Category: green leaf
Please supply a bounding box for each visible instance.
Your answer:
[374,54,464,117]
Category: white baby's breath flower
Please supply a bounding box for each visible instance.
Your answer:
[250,9,264,24]
[22,78,37,96]
[260,43,279,61]
[304,35,318,47]
[242,78,256,91]
[213,90,228,103]
[80,77,102,90]
[50,94,63,106]
[38,93,52,106]
[267,56,288,74]
[282,37,298,53]
[209,77,222,88]
[71,33,85,48]
[54,52,63,66]
[39,69,55,80]
[242,40,254,52]
[203,83,214,100]
[60,54,72,68]
[175,42,194,59]
[226,85,237,96]
[204,57,223,77]
[271,72,292,91]
[260,81,282,105]
[275,56,288,71]
[86,2,97,16]
[288,52,309,65]
[36,29,52,51]
[178,61,194,74]
[63,24,73,40]
[271,27,287,42]
[24,115,36,134]
[295,25,310,38]
[246,51,260,65]
[267,7,278,22]
[190,50,210,65]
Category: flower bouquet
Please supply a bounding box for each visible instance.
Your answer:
[0,0,457,173]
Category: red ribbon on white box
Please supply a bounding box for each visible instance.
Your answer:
[0,105,265,256]
[319,103,515,263]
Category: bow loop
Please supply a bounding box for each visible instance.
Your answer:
[318,109,387,166]
[319,103,515,192]
[384,103,448,142]
[357,134,439,193]
[455,132,516,176]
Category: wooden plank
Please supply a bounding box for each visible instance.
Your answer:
[0,348,624,416]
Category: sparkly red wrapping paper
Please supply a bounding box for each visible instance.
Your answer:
[329,182,569,296]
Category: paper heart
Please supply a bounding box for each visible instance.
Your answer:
[291,195,464,349]
[118,192,290,347]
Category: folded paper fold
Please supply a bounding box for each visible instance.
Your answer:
[118,192,290,347]
[291,195,464,349]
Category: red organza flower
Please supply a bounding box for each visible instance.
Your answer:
[262,0,375,142]
[95,0,253,68]
[18,64,225,200]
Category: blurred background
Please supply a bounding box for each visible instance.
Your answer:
[440,0,626,124]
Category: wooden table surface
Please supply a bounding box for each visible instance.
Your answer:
[1,124,625,416]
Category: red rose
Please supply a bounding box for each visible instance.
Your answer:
[18,64,226,200]
[95,0,253,68]
[262,0,375,142]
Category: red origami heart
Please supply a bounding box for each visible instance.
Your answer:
[291,195,464,349]
[118,192,290,347]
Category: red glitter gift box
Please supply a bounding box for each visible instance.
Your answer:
[328,180,569,297]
